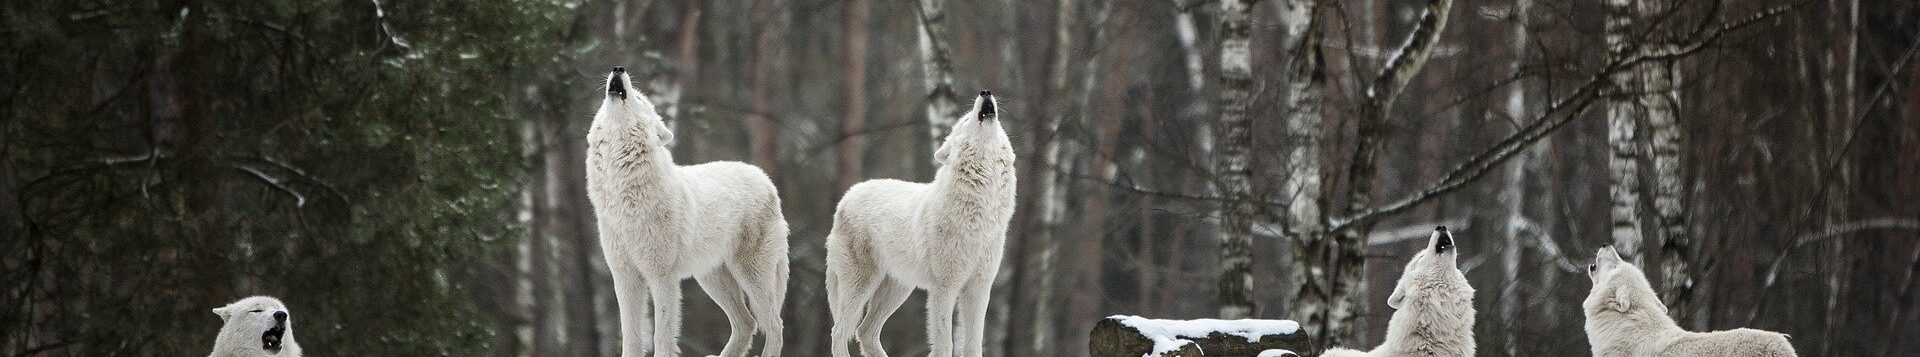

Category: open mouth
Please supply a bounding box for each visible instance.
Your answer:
[607,66,628,99]
[977,90,996,121]
[261,326,286,352]
[1434,225,1454,253]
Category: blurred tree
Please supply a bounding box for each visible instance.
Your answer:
[1,0,564,354]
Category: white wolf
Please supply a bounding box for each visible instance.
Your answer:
[1322,226,1476,357]
[826,91,1016,357]
[1584,246,1796,356]
[209,296,301,357]
[587,66,790,357]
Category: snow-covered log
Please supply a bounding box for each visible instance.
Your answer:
[1090,316,1309,357]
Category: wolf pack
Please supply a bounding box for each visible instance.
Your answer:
[203,68,1797,357]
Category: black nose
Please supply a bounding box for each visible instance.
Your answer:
[273,311,287,322]
[612,66,625,73]
[1435,225,1448,232]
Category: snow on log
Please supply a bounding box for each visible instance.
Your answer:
[1090,315,1310,357]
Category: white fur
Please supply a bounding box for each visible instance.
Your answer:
[1322,229,1476,357]
[825,94,1016,357]
[209,296,301,357]
[1583,246,1796,357]
[587,70,790,357]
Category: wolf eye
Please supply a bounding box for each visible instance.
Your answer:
[249,309,263,313]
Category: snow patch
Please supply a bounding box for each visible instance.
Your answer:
[1110,315,1301,356]
[1258,349,1300,357]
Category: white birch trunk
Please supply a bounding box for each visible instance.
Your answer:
[1276,0,1326,330]
[1631,0,1692,324]
[1213,0,1258,320]
[515,119,538,357]
[1603,0,1647,266]
[1031,0,1078,351]
[1498,1,1533,354]
[916,0,961,156]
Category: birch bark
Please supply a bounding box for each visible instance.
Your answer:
[1213,0,1259,319]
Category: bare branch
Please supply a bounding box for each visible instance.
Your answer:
[1328,76,1607,234]
[1364,0,1454,108]
[1328,3,1795,235]
[229,163,307,207]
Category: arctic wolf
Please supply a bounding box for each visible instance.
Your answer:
[1322,226,1476,357]
[1584,246,1796,356]
[209,296,301,357]
[826,91,1017,357]
[587,66,790,357]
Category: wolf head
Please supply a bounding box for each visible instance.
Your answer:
[211,296,299,356]
[1386,226,1471,309]
[933,91,1014,168]
[595,66,674,147]
[1584,246,1666,316]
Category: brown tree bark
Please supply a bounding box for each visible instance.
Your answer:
[749,0,783,178]
[839,0,871,193]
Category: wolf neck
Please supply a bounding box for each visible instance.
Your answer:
[926,149,1015,228]
[597,119,678,180]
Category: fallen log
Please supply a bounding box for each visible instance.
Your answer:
[1089,315,1310,356]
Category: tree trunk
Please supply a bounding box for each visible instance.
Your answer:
[1276,0,1326,332]
[750,0,783,177]
[1213,0,1259,320]
[172,0,232,302]
[1631,0,1692,325]
[839,0,870,193]
[1030,0,1111,353]
[1603,0,1648,266]
[1328,0,1453,346]
[916,0,962,163]
[1498,1,1534,354]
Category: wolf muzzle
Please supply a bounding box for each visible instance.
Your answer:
[608,66,628,99]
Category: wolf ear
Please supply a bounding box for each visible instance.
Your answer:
[655,123,675,146]
[212,307,232,320]
[1386,286,1407,309]
[933,140,954,166]
[1606,281,1633,312]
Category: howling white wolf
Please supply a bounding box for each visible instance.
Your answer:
[826,91,1017,357]
[1584,246,1796,356]
[587,66,790,357]
[1322,226,1476,357]
[209,296,301,357]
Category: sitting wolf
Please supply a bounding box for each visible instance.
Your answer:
[1583,246,1796,356]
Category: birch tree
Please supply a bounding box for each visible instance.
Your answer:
[1603,0,1648,266]
[1497,0,1538,353]
[1276,0,1325,327]
[917,0,962,157]
[1030,0,1079,350]
[1033,0,1113,353]
[1640,0,1692,324]
[1324,0,1454,345]
[1213,0,1260,319]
